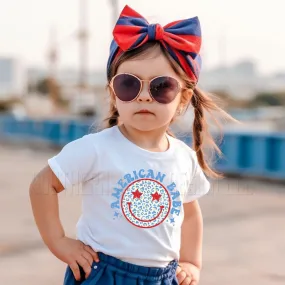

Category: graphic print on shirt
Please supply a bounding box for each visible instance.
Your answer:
[110,169,182,228]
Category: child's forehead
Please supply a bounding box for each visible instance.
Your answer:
[117,53,178,80]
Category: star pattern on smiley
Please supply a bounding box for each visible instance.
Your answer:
[132,189,162,202]
[132,189,143,199]
[151,191,162,202]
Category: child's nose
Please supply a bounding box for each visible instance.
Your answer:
[137,82,153,103]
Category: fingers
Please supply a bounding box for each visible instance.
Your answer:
[176,267,194,285]
[69,262,81,281]
[84,245,100,262]
[77,255,92,279]
[68,243,99,281]
[81,251,93,267]
[176,265,183,275]
[176,269,187,284]
[181,276,192,285]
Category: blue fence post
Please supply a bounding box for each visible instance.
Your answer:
[265,135,284,179]
[41,120,61,145]
[280,137,285,179]
[251,135,266,176]
[217,134,240,173]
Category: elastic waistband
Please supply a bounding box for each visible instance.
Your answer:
[97,252,178,279]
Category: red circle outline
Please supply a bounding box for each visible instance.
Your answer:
[121,178,171,228]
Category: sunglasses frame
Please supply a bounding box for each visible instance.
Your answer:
[109,73,185,104]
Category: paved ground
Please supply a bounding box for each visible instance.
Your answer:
[0,144,284,285]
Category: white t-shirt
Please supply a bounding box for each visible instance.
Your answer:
[48,125,210,267]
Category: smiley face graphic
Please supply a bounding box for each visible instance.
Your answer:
[121,178,171,228]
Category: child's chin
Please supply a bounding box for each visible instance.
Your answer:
[131,121,167,132]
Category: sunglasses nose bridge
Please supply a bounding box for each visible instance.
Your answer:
[137,79,153,102]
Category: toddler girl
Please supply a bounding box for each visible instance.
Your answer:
[30,5,233,285]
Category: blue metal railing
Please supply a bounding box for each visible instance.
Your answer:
[1,115,284,181]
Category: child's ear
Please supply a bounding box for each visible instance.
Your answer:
[107,85,116,101]
[186,88,194,100]
[180,88,194,107]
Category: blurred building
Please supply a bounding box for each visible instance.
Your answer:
[27,68,108,118]
[27,68,106,88]
[27,61,285,101]
[0,57,26,99]
[26,61,285,121]
[199,60,285,99]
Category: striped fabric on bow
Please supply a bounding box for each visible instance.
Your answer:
[107,5,202,83]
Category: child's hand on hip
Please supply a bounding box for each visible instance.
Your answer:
[49,236,99,281]
[176,262,200,285]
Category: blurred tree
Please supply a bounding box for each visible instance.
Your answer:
[250,92,285,107]
[0,97,21,113]
[36,78,50,95]
[26,77,68,109]
[210,89,250,109]
[27,81,35,93]
[27,78,50,95]
[211,90,231,101]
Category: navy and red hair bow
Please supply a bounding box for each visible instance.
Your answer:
[107,5,203,83]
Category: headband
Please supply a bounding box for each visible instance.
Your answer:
[107,5,202,83]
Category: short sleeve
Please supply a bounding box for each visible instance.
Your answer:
[184,154,211,203]
[48,134,97,190]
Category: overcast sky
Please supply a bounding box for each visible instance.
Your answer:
[0,0,284,75]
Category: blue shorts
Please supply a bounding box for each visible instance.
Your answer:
[63,252,179,285]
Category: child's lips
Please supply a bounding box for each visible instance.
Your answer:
[135,109,154,115]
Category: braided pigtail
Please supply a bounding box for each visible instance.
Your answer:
[191,87,225,178]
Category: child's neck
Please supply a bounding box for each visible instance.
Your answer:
[118,124,170,152]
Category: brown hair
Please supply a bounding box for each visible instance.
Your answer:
[104,42,238,179]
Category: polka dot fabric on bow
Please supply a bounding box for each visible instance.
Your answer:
[107,5,203,83]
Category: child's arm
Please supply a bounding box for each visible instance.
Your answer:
[29,166,65,245]
[29,165,99,281]
[176,152,210,283]
[180,200,203,268]
[176,200,203,284]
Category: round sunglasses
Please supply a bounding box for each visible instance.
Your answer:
[109,73,184,104]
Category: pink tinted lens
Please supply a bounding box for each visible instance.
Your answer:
[113,74,141,101]
[150,76,180,104]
